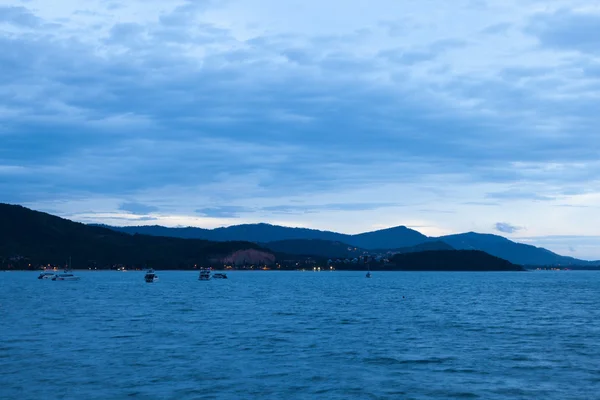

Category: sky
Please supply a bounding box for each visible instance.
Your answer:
[1,0,600,259]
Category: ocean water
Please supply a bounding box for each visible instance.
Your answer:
[1,270,599,400]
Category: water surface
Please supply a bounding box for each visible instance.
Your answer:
[1,270,599,399]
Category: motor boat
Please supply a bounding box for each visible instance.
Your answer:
[144,269,159,283]
[212,273,228,279]
[38,271,57,280]
[198,268,211,281]
[52,271,80,281]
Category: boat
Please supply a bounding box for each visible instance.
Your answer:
[212,273,228,279]
[52,257,80,281]
[366,266,372,278]
[38,271,57,280]
[198,268,211,281]
[52,272,80,281]
[144,269,159,283]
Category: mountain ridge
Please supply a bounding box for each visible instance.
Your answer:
[94,223,427,249]
[94,222,596,266]
[0,204,270,269]
[1,204,526,272]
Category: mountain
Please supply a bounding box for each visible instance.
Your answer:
[262,239,362,258]
[99,223,428,249]
[348,226,428,248]
[388,250,524,271]
[263,239,361,258]
[436,233,592,266]
[98,222,592,265]
[383,240,455,254]
[264,239,453,259]
[0,204,271,269]
[99,223,346,242]
[0,204,523,271]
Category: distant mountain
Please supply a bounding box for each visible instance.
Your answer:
[348,226,428,248]
[88,215,597,266]
[385,241,455,254]
[98,223,345,242]
[99,223,428,249]
[264,239,454,259]
[1,204,530,271]
[436,232,593,266]
[0,204,270,269]
[388,250,524,271]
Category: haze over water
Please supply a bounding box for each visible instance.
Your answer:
[1,271,599,399]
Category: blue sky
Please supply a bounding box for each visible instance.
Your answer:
[1,0,600,259]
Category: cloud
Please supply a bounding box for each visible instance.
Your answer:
[481,22,511,35]
[462,201,500,206]
[158,0,216,26]
[0,6,42,27]
[495,222,523,234]
[2,1,600,257]
[119,202,159,215]
[261,203,400,214]
[485,190,555,202]
[378,39,466,65]
[192,202,402,218]
[196,206,252,218]
[527,10,600,54]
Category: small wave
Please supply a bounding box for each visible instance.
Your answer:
[442,368,487,375]
[273,311,296,316]
[363,356,402,365]
[339,319,361,325]
[364,356,455,365]
[450,392,480,398]
[110,334,138,339]
[400,356,456,365]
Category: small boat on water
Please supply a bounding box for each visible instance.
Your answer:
[52,271,80,281]
[52,257,80,281]
[212,273,228,279]
[38,271,57,280]
[144,269,159,283]
[198,268,211,281]
[366,266,372,278]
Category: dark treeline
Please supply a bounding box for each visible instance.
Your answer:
[0,204,267,270]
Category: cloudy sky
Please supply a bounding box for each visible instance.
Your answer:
[1,0,599,258]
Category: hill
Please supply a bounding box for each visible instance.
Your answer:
[5,203,594,267]
[0,204,271,269]
[262,239,362,258]
[349,226,427,248]
[263,239,453,259]
[101,223,429,250]
[381,240,455,254]
[388,250,524,271]
[98,222,592,266]
[99,223,345,243]
[435,233,592,266]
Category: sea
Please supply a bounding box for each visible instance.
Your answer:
[1,270,599,400]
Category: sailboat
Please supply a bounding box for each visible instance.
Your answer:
[366,265,371,278]
[52,257,80,281]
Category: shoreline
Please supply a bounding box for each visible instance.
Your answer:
[4,268,593,272]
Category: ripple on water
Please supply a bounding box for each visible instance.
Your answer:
[1,270,600,400]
